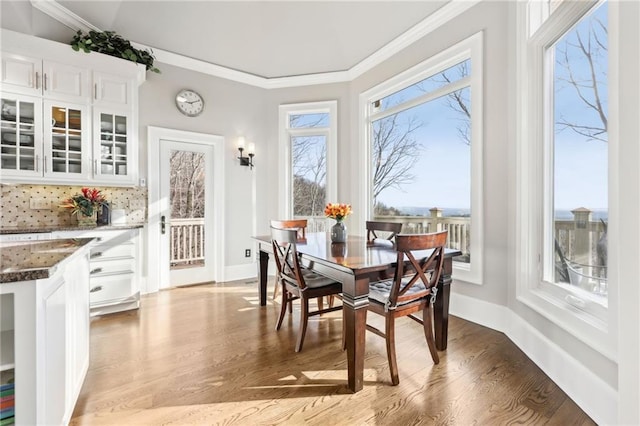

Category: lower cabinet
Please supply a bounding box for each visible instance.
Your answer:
[52,228,141,316]
[0,245,90,425]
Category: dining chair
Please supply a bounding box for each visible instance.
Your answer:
[366,231,447,385]
[366,221,403,243]
[270,219,308,301]
[271,227,343,352]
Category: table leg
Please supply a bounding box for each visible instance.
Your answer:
[342,277,369,393]
[434,257,453,350]
[258,249,269,306]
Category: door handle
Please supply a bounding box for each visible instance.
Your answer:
[161,215,166,234]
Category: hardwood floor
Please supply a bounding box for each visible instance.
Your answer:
[71,281,595,425]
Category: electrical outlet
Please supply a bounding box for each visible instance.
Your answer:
[245,249,251,258]
[29,198,51,210]
[128,199,146,210]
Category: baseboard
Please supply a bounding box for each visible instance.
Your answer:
[224,263,258,282]
[450,292,617,425]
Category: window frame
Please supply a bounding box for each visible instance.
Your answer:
[278,101,338,219]
[515,0,617,360]
[358,32,484,284]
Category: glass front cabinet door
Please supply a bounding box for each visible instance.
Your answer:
[43,100,90,181]
[93,109,134,184]
[0,93,42,178]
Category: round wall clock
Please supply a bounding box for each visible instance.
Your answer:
[175,89,204,117]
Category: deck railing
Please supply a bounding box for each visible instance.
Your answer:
[170,218,205,266]
[170,209,605,275]
[297,207,606,269]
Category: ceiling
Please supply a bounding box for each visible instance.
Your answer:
[56,1,449,79]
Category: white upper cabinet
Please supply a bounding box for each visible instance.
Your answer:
[93,72,133,107]
[0,29,145,186]
[43,60,90,102]
[1,54,90,102]
[0,53,41,96]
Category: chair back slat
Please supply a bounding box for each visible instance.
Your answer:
[388,231,447,308]
[366,221,403,243]
[271,226,307,290]
[271,219,307,240]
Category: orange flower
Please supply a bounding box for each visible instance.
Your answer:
[324,202,352,221]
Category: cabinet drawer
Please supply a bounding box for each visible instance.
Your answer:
[89,274,134,304]
[90,242,134,260]
[89,257,135,276]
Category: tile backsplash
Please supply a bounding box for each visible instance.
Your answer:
[0,184,147,228]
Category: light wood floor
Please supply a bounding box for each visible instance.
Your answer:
[71,281,595,425]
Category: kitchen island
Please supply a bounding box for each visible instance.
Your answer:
[0,238,92,425]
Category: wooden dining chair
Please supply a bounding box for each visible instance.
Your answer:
[366,221,403,243]
[366,231,447,385]
[271,227,343,352]
[270,219,308,300]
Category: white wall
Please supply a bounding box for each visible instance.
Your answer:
[138,63,267,268]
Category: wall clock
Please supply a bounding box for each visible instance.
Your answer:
[175,89,204,117]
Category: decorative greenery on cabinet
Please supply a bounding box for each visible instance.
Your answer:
[70,30,160,73]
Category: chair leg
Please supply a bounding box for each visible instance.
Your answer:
[275,285,288,331]
[422,305,440,364]
[318,296,324,311]
[295,297,310,352]
[328,295,335,308]
[386,315,399,385]
[272,275,280,300]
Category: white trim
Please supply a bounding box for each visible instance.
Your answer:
[30,0,98,33]
[278,101,338,219]
[147,126,226,292]
[359,32,484,285]
[450,292,617,426]
[34,0,480,89]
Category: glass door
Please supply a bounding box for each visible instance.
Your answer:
[97,111,129,179]
[43,100,89,180]
[159,140,215,287]
[0,94,41,178]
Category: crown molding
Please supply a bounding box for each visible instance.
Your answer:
[30,0,98,33]
[30,0,481,89]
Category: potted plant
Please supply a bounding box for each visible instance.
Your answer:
[70,30,160,73]
[60,187,108,226]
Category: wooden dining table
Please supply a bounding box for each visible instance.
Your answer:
[253,232,461,393]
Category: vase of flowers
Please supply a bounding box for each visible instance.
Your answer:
[325,203,352,243]
[60,187,107,226]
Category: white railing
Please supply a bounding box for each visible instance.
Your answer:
[170,218,205,266]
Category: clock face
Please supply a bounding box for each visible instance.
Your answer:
[175,89,204,117]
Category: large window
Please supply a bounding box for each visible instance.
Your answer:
[548,1,608,311]
[361,33,483,283]
[517,0,614,355]
[279,101,337,230]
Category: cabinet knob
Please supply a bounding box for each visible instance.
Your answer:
[90,267,103,275]
[90,285,103,293]
[91,251,103,258]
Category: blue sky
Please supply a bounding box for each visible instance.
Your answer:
[376,2,608,214]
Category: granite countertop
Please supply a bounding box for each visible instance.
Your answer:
[0,224,144,234]
[0,238,93,283]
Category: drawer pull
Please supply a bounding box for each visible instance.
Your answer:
[91,252,103,258]
[90,285,103,293]
[90,267,103,275]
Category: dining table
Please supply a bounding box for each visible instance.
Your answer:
[253,232,461,393]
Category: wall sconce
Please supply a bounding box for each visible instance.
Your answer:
[237,137,255,169]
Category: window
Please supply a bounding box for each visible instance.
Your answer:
[360,33,483,284]
[516,0,614,356]
[278,101,337,230]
